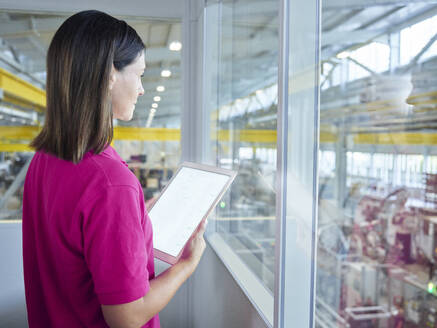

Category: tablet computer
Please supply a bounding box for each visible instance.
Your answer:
[148,162,237,264]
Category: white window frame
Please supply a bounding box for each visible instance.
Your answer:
[197,0,322,327]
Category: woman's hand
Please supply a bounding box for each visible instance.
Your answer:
[102,219,208,327]
[102,220,208,327]
[178,220,207,273]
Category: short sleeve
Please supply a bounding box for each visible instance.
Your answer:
[83,185,149,305]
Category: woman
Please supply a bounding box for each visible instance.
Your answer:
[22,10,206,328]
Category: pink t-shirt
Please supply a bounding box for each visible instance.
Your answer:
[22,145,160,328]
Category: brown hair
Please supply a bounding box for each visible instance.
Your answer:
[31,10,145,163]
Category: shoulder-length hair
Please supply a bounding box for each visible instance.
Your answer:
[31,10,145,163]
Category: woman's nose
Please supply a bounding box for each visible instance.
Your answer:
[138,84,145,96]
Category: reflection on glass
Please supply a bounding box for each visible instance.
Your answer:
[206,0,279,293]
[0,11,181,220]
[317,1,437,327]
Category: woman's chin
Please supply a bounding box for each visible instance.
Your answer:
[114,112,134,122]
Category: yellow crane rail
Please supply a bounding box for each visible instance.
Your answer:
[0,68,46,111]
[1,126,437,150]
[114,127,180,141]
[354,132,437,145]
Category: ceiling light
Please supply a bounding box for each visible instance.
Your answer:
[152,103,158,108]
[147,110,155,123]
[150,108,156,114]
[156,86,165,92]
[161,70,172,77]
[336,51,350,59]
[153,96,161,102]
[169,41,182,51]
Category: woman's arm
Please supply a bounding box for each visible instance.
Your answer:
[101,221,207,328]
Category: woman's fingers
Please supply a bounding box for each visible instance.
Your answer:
[196,220,207,236]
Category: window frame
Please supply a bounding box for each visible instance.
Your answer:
[200,0,322,327]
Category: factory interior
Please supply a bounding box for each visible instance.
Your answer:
[1,0,437,327]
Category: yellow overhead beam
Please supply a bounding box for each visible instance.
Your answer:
[408,99,437,106]
[0,126,339,145]
[321,89,437,119]
[354,132,437,145]
[407,90,437,101]
[0,126,182,142]
[0,125,40,140]
[113,127,180,141]
[0,143,33,152]
[214,129,277,143]
[213,129,338,144]
[2,126,437,150]
[320,131,338,143]
[0,67,46,111]
[0,126,278,144]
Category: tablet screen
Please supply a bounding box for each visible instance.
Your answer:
[149,166,231,257]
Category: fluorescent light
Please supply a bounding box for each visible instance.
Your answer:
[336,51,350,59]
[152,103,158,108]
[156,86,165,92]
[169,41,182,51]
[161,70,171,77]
[153,96,161,102]
[146,110,155,128]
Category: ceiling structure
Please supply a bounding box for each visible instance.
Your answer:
[320,0,437,135]
[212,0,437,134]
[0,11,181,128]
[1,0,437,132]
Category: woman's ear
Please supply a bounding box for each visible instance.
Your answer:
[109,65,117,90]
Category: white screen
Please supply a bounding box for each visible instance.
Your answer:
[149,166,231,257]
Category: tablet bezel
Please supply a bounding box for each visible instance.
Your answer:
[148,161,237,265]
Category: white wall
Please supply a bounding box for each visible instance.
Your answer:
[158,244,270,328]
[190,245,268,328]
[0,222,27,328]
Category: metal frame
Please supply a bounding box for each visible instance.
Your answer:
[181,0,205,164]
[275,0,321,327]
[274,0,289,325]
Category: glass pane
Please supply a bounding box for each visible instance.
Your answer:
[205,0,279,293]
[0,11,181,220]
[277,0,320,325]
[316,2,437,327]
